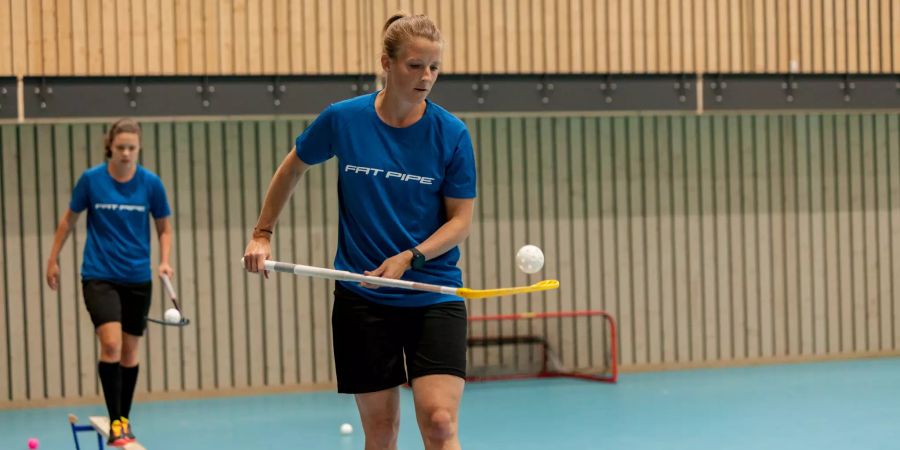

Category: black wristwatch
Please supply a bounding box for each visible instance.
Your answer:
[408,247,426,270]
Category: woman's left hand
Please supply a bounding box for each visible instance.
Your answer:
[362,251,413,289]
[158,262,174,279]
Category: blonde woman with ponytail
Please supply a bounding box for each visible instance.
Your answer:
[244,13,475,450]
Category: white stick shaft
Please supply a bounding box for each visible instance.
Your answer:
[160,274,177,299]
[260,260,459,295]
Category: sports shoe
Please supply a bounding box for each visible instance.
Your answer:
[120,417,136,442]
[107,419,129,447]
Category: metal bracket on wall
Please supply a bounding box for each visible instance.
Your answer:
[196,77,215,108]
[703,74,900,110]
[268,76,286,107]
[472,76,490,105]
[33,77,53,110]
[674,74,691,103]
[124,77,141,108]
[599,75,615,104]
[536,75,554,104]
[0,78,14,118]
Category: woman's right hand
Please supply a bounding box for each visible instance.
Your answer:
[46,260,60,291]
[243,236,272,278]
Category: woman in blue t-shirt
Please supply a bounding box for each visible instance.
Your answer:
[46,119,173,447]
[244,13,476,450]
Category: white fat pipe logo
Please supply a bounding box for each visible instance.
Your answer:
[344,164,434,185]
[95,203,147,212]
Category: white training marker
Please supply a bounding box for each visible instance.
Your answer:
[516,245,545,274]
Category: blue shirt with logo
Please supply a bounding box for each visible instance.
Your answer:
[70,163,171,284]
[295,92,477,307]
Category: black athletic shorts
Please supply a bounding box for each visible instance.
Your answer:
[82,279,153,336]
[332,282,468,394]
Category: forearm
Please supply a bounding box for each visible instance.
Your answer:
[415,216,472,260]
[158,226,172,265]
[47,211,78,263]
[254,152,307,237]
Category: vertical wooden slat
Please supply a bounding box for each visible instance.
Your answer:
[795,115,814,355]
[493,118,514,369]
[222,121,247,388]
[138,124,162,394]
[671,116,690,362]
[799,0,812,72]
[681,0,694,72]
[808,115,827,355]
[869,0,881,73]
[713,116,732,360]
[783,115,800,356]
[861,115,879,351]
[848,115,866,352]
[569,117,590,368]
[159,0,175,74]
[644,0,658,73]
[528,0,550,73]
[823,0,835,72]
[0,0,11,75]
[632,0,645,73]
[755,116,773,358]
[787,0,800,72]
[699,116,718,361]
[52,124,79,398]
[79,124,101,397]
[18,125,45,400]
[821,115,840,353]
[189,122,215,389]
[70,0,87,75]
[26,0,43,74]
[776,0,789,72]
[609,0,622,72]
[727,115,746,359]
[657,0,670,73]
[238,121,263,387]
[893,0,900,72]
[132,0,147,74]
[288,0,303,74]
[145,0,161,74]
[858,0,870,72]
[173,0,189,73]
[834,115,853,352]
[247,0,262,74]
[657,117,676,363]
[835,0,847,72]
[115,0,131,74]
[668,0,685,73]
[890,115,900,349]
[56,0,73,75]
[620,0,633,72]
[331,0,346,73]
[641,117,660,364]
[764,0,777,72]
[846,0,858,72]
[767,115,785,356]
[488,0,504,73]
[34,125,59,399]
[273,0,288,74]
[2,125,26,400]
[188,0,204,73]
[202,0,219,74]
[879,0,891,73]
[315,0,332,73]
[740,115,760,359]
[728,0,741,72]
[874,115,891,351]
[702,0,715,73]
[626,117,647,364]
[811,0,823,72]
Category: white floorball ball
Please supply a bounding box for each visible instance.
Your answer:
[164,308,182,324]
[516,245,545,274]
[340,423,353,435]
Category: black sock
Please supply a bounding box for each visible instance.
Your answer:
[120,364,140,420]
[97,361,121,421]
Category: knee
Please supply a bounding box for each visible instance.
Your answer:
[99,339,121,361]
[365,416,399,448]
[423,409,456,443]
[120,347,139,366]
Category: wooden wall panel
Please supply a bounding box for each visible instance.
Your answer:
[5,0,900,76]
[2,112,900,405]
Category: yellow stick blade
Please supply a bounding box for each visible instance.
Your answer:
[456,280,560,299]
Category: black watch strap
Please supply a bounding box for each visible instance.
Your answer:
[409,247,426,270]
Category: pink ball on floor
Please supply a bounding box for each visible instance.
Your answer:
[27,438,39,449]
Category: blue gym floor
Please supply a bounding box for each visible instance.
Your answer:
[2,358,898,450]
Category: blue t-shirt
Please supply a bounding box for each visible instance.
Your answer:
[70,163,171,284]
[296,92,477,307]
